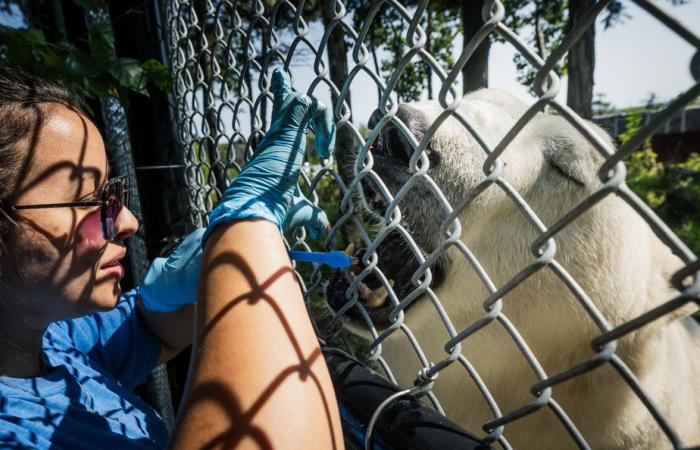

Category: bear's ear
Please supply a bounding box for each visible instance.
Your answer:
[539,115,609,186]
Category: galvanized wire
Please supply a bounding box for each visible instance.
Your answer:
[162,0,700,448]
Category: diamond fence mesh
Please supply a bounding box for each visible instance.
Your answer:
[161,1,700,448]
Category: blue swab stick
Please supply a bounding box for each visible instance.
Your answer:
[288,250,354,269]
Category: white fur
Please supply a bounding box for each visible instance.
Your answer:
[351,89,700,449]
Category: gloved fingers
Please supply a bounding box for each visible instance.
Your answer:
[139,228,207,313]
[255,91,311,160]
[163,227,206,271]
[283,190,330,240]
[271,67,293,118]
[307,206,330,240]
[308,97,336,159]
[282,187,309,231]
[269,68,334,159]
[139,257,167,311]
[143,257,166,283]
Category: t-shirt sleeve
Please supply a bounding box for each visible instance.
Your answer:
[65,289,162,390]
[0,420,52,449]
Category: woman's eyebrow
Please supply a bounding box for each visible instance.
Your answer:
[78,171,97,186]
[76,171,102,194]
[82,171,98,184]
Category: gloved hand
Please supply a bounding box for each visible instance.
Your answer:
[202,67,335,244]
[284,186,330,240]
[138,227,205,313]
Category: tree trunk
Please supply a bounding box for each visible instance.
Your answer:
[461,0,489,93]
[371,42,381,100]
[322,0,355,184]
[567,0,595,119]
[426,9,433,100]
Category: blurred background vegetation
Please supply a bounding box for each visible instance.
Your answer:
[622,114,700,257]
[0,0,171,108]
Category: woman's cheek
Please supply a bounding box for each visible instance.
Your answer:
[75,210,105,256]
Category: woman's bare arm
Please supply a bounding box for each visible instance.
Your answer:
[169,219,344,450]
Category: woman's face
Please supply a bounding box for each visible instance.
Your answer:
[2,104,138,323]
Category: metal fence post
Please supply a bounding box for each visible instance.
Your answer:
[107,0,190,254]
[106,0,194,431]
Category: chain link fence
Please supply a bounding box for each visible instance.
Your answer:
[161,1,700,448]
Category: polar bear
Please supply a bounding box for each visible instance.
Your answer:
[325,89,700,449]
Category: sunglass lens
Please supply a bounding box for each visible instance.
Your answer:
[102,177,127,241]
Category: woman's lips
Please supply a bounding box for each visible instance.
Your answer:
[100,262,124,278]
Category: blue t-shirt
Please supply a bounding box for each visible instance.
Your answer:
[0,289,169,449]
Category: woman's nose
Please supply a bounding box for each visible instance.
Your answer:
[113,206,139,242]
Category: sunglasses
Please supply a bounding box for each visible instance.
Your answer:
[11,175,130,242]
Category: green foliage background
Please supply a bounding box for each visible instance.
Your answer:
[622,112,700,257]
[0,0,170,111]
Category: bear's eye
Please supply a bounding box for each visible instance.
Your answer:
[426,144,441,167]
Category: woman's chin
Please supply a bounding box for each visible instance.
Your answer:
[89,284,122,313]
[111,279,122,300]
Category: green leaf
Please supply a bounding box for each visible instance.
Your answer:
[71,0,107,10]
[65,50,102,77]
[110,57,148,96]
[3,36,36,66]
[19,28,47,45]
[142,59,172,92]
[88,22,115,68]
[85,76,117,98]
[35,46,65,69]
[1,28,49,67]
[645,191,667,208]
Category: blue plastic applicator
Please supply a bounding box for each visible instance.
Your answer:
[288,250,356,269]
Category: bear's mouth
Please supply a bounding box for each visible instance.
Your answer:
[360,152,393,217]
[325,124,448,329]
[326,231,419,326]
[326,230,446,328]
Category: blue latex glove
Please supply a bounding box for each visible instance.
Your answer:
[203,67,335,244]
[138,227,205,313]
[284,186,330,239]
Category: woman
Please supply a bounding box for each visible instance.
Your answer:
[0,66,343,449]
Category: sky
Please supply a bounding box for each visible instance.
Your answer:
[492,1,699,107]
[0,2,23,28]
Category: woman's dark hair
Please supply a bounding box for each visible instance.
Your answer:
[0,66,84,236]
